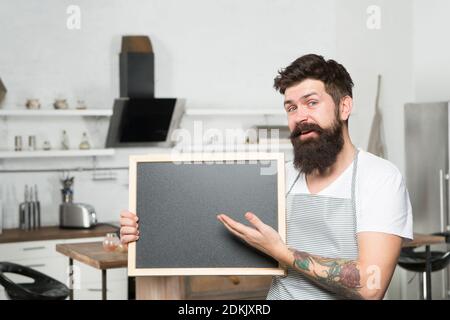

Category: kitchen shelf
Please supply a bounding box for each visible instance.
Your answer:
[176,143,293,152]
[0,109,112,117]
[0,149,115,159]
[184,108,285,116]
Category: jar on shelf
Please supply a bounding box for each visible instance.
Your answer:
[79,132,91,150]
[102,233,121,252]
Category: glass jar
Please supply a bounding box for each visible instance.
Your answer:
[102,233,121,252]
[115,242,128,253]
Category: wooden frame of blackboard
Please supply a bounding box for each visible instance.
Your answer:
[128,152,286,276]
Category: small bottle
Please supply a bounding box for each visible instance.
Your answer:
[42,140,51,151]
[28,135,36,151]
[79,132,91,150]
[14,136,22,151]
[103,233,121,252]
[61,130,70,150]
[116,242,128,253]
[76,100,87,110]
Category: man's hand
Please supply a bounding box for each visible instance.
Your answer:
[120,210,140,247]
[217,212,292,264]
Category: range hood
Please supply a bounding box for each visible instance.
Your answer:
[106,36,184,148]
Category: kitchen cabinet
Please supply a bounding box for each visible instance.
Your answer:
[185,275,272,300]
[0,237,128,300]
[76,279,127,300]
[135,275,272,300]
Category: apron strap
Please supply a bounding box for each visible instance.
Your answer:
[350,149,360,246]
[286,170,301,196]
[350,149,360,213]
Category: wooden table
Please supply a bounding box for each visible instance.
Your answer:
[403,233,447,300]
[404,233,446,248]
[56,242,127,300]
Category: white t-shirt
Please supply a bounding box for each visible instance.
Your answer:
[285,149,413,240]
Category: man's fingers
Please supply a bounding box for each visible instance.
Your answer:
[245,212,264,231]
[218,214,261,241]
[120,226,138,236]
[218,214,252,234]
[120,217,138,227]
[121,234,139,244]
[120,210,139,221]
[217,215,245,239]
[220,218,245,239]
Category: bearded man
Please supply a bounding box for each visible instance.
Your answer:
[216,54,413,300]
[120,54,413,300]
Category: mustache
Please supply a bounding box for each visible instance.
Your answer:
[290,122,324,139]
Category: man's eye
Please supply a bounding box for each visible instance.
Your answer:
[287,106,297,112]
[308,101,318,107]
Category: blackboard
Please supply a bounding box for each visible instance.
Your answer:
[128,152,286,276]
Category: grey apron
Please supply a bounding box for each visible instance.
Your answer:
[267,150,359,300]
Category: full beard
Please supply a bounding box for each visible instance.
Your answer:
[290,119,344,175]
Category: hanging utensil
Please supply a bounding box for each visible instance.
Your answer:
[35,184,41,228]
[30,185,36,229]
[24,185,31,230]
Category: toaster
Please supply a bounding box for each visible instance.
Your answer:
[59,203,97,229]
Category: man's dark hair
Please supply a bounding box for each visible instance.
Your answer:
[274,54,354,120]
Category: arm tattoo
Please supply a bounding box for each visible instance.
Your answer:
[291,249,364,300]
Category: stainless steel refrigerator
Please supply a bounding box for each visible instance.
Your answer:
[405,101,450,300]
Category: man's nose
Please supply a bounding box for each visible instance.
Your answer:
[292,105,309,122]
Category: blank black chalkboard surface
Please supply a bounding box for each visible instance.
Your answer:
[128,152,286,276]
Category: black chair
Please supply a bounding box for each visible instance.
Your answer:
[398,232,450,300]
[0,262,70,300]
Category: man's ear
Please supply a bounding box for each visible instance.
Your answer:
[339,96,353,121]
